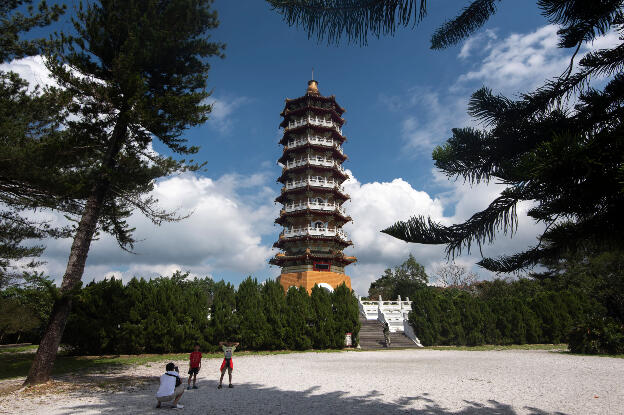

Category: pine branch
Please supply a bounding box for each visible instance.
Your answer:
[430,0,501,49]
[267,0,427,44]
[382,186,523,258]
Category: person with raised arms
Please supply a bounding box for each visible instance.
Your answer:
[217,341,239,389]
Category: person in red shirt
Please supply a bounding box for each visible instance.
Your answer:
[187,344,202,390]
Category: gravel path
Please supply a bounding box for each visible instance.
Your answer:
[1,349,622,414]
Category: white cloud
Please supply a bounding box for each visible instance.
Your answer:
[0,55,56,89]
[342,170,544,295]
[28,168,543,296]
[35,172,280,283]
[397,90,470,152]
[458,29,498,59]
[207,96,250,133]
[380,24,622,160]
[456,25,621,94]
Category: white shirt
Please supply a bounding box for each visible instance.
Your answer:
[156,370,180,397]
[222,345,236,359]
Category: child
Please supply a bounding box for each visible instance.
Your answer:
[217,341,239,389]
[187,343,202,389]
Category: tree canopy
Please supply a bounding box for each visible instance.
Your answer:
[382,0,624,272]
[368,254,428,299]
[25,0,225,385]
[0,1,71,287]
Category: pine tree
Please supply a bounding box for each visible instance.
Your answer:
[236,277,270,350]
[285,286,314,350]
[0,1,72,286]
[262,279,288,350]
[367,254,428,299]
[25,0,224,384]
[210,281,239,345]
[310,285,335,348]
[332,283,360,348]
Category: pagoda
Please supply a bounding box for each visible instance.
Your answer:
[271,79,357,293]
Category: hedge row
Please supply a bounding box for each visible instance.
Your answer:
[408,280,594,347]
[63,273,360,354]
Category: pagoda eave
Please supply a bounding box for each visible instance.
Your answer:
[279,125,346,145]
[270,254,357,267]
[279,106,345,127]
[273,235,353,249]
[278,145,347,164]
[277,165,348,183]
[275,186,350,204]
[275,210,352,225]
[283,95,346,115]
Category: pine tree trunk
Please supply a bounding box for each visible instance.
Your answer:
[24,116,128,385]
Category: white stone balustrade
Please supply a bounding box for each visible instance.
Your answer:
[286,136,345,155]
[285,117,343,135]
[284,177,345,191]
[282,226,349,241]
[358,295,423,346]
[285,157,346,172]
[284,201,346,215]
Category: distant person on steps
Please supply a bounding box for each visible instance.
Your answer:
[383,323,391,348]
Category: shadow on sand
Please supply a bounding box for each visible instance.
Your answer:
[55,377,569,415]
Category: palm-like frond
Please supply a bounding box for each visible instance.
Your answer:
[382,186,523,260]
[267,0,427,44]
[430,0,501,49]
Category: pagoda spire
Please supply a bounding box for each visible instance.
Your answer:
[306,78,320,95]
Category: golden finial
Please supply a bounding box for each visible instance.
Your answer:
[306,78,319,95]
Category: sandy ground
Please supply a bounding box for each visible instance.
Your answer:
[0,349,623,415]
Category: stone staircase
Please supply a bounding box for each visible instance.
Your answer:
[358,318,421,349]
[358,318,386,349]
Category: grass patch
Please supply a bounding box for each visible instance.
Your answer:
[0,347,345,381]
[426,344,567,351]
[0,345,38,354]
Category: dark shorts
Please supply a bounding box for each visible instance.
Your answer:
[188,367,200,375]
[220,358,233,371]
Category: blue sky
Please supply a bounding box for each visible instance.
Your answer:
[6,1,618,294]
[188,1,543,188]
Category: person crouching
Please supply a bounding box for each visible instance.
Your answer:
[156,362,184,409]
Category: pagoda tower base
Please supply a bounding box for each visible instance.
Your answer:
[279,271,351,293]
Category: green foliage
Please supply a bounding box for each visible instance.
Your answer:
[0,1,66,62]
[310,285,335,348]
[0,273,55,343]
[262,279,288,350]
[402,274,600,348]
[59,275,360,354]
[267,0,427,45]
[64,272,214,354]
[0,2,74,285]
[568,316,624,355]
[210,280,239,346]
[236,277,270,349]
[332,283,360,347]
[368,254,428,299]
[285,286,314,350]
[381,2,624,273]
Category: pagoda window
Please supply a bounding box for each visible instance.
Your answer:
[313,221,326,229]
[313,262,331,271]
